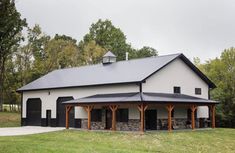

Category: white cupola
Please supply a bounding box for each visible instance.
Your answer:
[102,51,116,64]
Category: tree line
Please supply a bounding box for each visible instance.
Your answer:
[0,0,234,127]
[0,0,157,111]
[194,48,235,127]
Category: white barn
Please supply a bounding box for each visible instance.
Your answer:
[17,52,218,132]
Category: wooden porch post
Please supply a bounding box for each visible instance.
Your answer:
[190,105,197,130]
[109,105,118,131]
[65,105,72,129]
[210,105,216,128]
[166,104,174,132]
[84,105,94,130]
[137,103,148,133]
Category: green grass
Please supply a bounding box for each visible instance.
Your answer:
[0,112,20,127]
[0,112,234,152]
[0,128,234,153]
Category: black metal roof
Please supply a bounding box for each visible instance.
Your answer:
[17,53,216,92]
[63,92,218,105]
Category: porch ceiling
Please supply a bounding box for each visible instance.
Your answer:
[62,92,219,105]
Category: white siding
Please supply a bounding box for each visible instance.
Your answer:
[22,84,139,118]
[142,58,209,118]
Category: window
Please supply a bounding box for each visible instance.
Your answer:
[174,86,181,94]
[116,109,128,122]
[195,88,201,95]
[91,109,102,122]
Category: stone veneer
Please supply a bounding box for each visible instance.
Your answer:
[80,118,201,131]
[81,108,140,131]
[158,118,199,130]
[81,119,140,131]
[116,119,140,131]
[79,108,199,131]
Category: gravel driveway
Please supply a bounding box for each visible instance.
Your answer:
[0,126,64,136]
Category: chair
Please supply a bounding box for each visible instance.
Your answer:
[159,119,168,130]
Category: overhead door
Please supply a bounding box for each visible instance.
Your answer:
[26,98,42,126]
[57,97,74,127]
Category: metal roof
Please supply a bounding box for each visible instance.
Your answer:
[62,92,218,105]
[17,53,216,92]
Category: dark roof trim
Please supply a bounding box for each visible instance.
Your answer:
[16,81,140,93]
[142,54,216,89]
[63,101,218,106]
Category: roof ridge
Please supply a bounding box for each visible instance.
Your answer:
[55,53,182,72]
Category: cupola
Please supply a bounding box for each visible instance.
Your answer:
[102,51,116,64]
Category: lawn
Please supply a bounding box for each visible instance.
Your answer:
[0,112,234,153]
[0,128,234,153]
[0,112,20,127]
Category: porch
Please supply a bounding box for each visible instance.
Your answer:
[63,92,218,132]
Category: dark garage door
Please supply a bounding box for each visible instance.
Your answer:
[57,97,74,127]
[26,98,42,126]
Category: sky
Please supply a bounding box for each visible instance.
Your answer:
[15,0,235,62]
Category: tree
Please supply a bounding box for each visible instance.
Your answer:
[80,19,158,61]
[43,34,80,73]
[81,19,135,61]
[135,46,158,58]
[79,40,105,65]
[0,0,27,111]
[26,25,50,80]
[196,47,235,127]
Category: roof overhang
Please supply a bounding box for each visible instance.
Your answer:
[62,92,219,106]
[16,81,141,93]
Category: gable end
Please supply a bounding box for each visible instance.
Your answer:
[142,54,216,89]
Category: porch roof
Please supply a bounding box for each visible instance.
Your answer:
[63,92,219,105]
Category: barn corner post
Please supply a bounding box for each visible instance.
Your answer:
[137,103,148,133]
[166,104,174,132]
[109,105,118,131]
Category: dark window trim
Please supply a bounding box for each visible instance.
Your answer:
[173,86,181,94]
[195,88,202,95]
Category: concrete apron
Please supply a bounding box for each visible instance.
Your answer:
[0,126,64,136]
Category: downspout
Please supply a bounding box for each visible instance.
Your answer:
[208,87,211,100]
[139,82,144,101]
